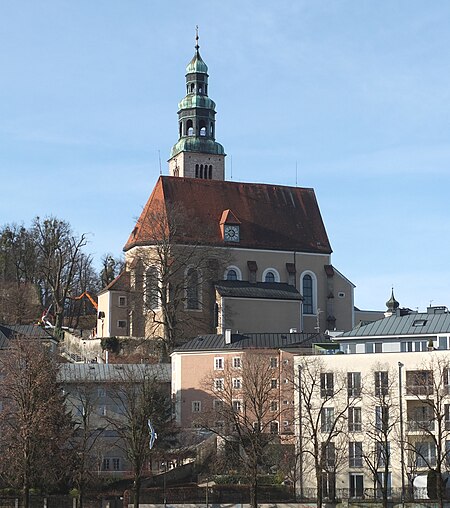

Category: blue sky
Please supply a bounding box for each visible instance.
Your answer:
[1,1,449,312]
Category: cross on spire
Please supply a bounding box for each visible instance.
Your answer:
[195,25,199,51]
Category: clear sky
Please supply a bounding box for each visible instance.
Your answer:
[1,1,449,313]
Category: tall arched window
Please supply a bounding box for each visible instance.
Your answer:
[145,266,159,310]
[209,165,212,179]
[186,267,200,310]
[195,164,199,178]
[224,266,242,281]
[302,273,315,314]
[186,119,194,136]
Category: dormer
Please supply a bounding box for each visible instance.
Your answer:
[219,209,241,243]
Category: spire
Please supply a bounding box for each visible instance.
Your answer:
[168,31,226,180]
[386,288,399,313]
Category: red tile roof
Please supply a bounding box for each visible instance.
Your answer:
[124,177,332,254]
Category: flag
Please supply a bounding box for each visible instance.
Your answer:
[148,419,157,450]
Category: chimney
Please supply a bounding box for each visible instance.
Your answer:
[225,329,232,344]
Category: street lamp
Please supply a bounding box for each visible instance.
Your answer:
[398,362,405,506]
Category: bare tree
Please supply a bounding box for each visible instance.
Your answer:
[200,351,288,508]
[33,216,87,336]
[295,357,355,507]
[128,202,229,358]
[104,365,173,508]
[361,365,400,508]
[0,340,73,508]
[403,355,450,508]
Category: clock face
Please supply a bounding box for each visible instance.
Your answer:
[224,225,240,242]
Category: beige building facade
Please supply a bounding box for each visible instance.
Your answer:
[294,349,450,500]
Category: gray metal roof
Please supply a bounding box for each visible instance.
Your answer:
[0,324,56,349]
[339,312,450,338]
[215,281,303,300]
[174,332,326,352]
[58,363,171,383]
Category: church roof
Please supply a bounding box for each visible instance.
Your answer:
[124,176,332,254]
[215,281,303,300]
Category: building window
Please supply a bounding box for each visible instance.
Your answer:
[271,379,278,389]
[270,357,278,369]
[224,266,242,281]
[192,401,201,413]
[117,320,127,329]
[349,473,364,498]
[376,441,390,468]
[322,472,336,500]
[349,441,363,467]
[98,405,107,417]
[262,268,280,283]
[270,400,279,412]
[214,357,224,370]
[321,407,334,433]
[232,378,242,389]
[374,371,389,396]
[214,378,224,391]
[415,441,436,467]
[270,421,279,434]
[321,441,336,468]
[233,357,242,369]
[186,267,201,310]
[102,458,120,471]
[118,296,127,307]
[406,370,433,396]
[321,372,334,398]
[232,400,242,412]
[145,266,159,310]
[301,272,316,314]
[97,387,106,399]
[375,472,392,499]
[347,372,361,397]
[213,399,224,411]
[375,406,389,432]
[366,342,382,353]
[348,407,362,432]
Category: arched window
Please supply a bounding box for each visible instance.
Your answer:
[262,268,280,283]
[265,271,275,283]
[209,165,212,179]
[179,122,182,137]
[224,266,242,281]
[210,122,214,138]
[200,126,206,136]
[226,269,237,281]
[145,266,159,310]
[205,84,208,94]
[198,86,203,94]
[200,165,203,178]
[186,119,194,136]
[195,164,199,178]
[190,83,195,93]
[301,272,316,315]
[186,267,200,310]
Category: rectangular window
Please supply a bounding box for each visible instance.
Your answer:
[349,474,364,498]
[213,399,223,410]
[118,296,127,307]
[102,458,110,471]
[97,387,106,399]
[271,379,278,389]
[376,441,390,468]
[270,400,279,412]
[366,342,382,353]
[446,405,450,430]
[321,407,334,433]
[117,320,127,329]
[270,357,278,369]
[321,441,336,468]
[348,407,362,432]
[322,472,336,500]
[192,401,201,413]
[214,357,224,370]
[415,441,436,467]
[375,406,389,432]
[375,472,391,499]
[98,405,107,416]
[439,336,448,350]
[112,458,120,471]
[233,357,242,369]
[406,370,433,396]
[232,400,242,412]
[408,405,434,431]
[347,372,361,397]
[232,378,242,389]
[321,372,334,398]
[349,441,363,467]
[270,421,279,434]
[374,371,389,396]
[214,378,224,391]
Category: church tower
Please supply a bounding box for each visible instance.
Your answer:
[168,31,226,180]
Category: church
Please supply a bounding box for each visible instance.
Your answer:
[97,36,356,348]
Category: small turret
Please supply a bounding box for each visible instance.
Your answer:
[385,288,400,317]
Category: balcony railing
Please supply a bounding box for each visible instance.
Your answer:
[406,385,433,396]
[406,420,435,431]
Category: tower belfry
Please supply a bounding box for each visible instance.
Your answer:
[168,30,226,180]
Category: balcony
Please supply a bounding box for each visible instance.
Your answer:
[406,420,435,432]
[405,385,433,396]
